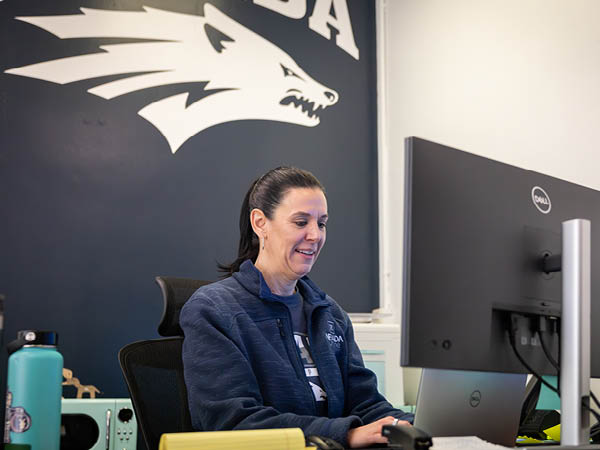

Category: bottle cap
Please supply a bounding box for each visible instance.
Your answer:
[16,330,58,346]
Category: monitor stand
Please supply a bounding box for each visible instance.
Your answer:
[522,219,599,450]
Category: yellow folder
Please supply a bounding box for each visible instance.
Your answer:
[159,427,311,450]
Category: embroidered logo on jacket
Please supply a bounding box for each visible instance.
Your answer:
[325,320,344,349]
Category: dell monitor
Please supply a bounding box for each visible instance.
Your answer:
[401,136,599,378]
[401,136,600,446]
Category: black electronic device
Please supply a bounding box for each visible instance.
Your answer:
[402,136,600,377]
[382,424,432,449]
[306,435,344,450]
[592,422,600,444]
[518,377,562,441]
[518,409,561,441]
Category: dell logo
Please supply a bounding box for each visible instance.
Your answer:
[469,390,482,408]
[531,186,551,214]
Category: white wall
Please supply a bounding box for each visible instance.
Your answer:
[379,0,600,401]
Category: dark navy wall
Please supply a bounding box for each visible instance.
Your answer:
[0,0,379,399]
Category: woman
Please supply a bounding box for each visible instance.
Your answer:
[180,167,413,448]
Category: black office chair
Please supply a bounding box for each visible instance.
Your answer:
[119,276,210,450]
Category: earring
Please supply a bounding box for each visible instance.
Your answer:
[262,235,266,250]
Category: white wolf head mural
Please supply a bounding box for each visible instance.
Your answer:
[5,4,339,153]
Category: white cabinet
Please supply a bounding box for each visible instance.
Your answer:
[352,323,409,409]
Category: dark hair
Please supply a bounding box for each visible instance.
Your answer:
[218,166,325,276]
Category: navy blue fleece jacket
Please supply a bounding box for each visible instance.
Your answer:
[180,260,412,445]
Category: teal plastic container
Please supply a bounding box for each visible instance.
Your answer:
[4,331,63,450]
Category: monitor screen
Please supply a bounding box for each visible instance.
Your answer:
[401,137,600,377]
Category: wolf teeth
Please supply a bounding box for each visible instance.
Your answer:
[279,94,321,120]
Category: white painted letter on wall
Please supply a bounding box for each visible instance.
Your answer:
[308,0,359,60]
[253,0,306,19]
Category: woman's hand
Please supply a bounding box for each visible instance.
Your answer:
[347,416,412,448]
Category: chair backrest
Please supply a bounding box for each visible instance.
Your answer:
[119,276,211,450]
[155,276,211,337]
[119,338,192,450]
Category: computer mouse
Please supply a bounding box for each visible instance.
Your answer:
[306,434,345,449]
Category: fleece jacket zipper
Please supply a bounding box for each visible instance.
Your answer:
[276,317,318,415]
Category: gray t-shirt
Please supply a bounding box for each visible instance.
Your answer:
[280,292,328,416]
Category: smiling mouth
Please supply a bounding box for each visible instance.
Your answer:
[280,95,323,120]
[296,249,315,256]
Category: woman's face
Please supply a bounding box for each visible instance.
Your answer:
[262,187,328,282]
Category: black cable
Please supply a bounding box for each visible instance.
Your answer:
[512,317,600,426]
[537,328,560,398]
[588,402,600,423]
[543,325,600,423]
[590,391,600,423]
[508,332,560,395]
[511,332,600,425]
[538,328,559,372]
[556,320,562,403]
[591,390,600,411]
[508,314,560,395]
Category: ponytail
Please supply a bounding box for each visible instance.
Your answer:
[218,179,260,275]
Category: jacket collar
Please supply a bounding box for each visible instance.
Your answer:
[233,260,329,306]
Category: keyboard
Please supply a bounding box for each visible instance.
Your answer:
[351,436,510,450]
[431,436,511,449]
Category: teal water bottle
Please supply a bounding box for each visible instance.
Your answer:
[4,330,63,450]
